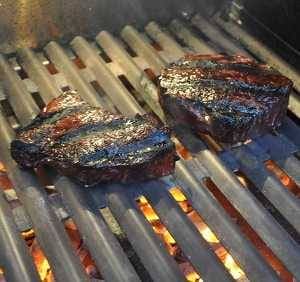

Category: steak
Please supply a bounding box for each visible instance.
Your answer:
[159,54,293,143]
[11,91,176,186]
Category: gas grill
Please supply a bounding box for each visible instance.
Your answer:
[0,1,299,281]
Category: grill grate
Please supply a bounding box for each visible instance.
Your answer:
[0,12,299,282]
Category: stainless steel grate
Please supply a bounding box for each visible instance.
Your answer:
[0,12,299,282]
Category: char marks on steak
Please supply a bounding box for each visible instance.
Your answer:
[159,54,293,143]
[11,91,176,186]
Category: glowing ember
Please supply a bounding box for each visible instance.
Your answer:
[137,197,199,279]
[205,177,294,281]
[138,188,247,281]
[30,239,52,281]
[180,262,201,282]
[174,140,192,160]
[170,188,246,281]
[224,254,245,280]
[265,160,300,197]
[0,162,6,172]
[236,174,248,188]
[0,269,5,282]
[0,173,13,191]
[22,220,101,281]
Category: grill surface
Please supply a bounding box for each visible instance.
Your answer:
[0,11,299,282]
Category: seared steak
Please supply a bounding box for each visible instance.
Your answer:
[11,91,176,186]
[159,54,293,143]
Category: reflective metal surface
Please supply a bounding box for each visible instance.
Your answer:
[0,0,223,54]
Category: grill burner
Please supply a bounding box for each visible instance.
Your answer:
[0,11,299,282]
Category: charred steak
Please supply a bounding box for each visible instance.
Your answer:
[159,54,293,143]
[11,91,176,186]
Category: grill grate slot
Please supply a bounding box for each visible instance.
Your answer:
[0,13,299,282]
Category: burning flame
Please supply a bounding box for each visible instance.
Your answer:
[138,188,246,281]
[224,254,245,280]
[30,239,52,282]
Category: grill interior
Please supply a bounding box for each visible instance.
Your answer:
[0,10,299,282]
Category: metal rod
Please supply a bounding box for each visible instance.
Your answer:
[96,31,165,120]
[17,48,60,103]
[232,146,300,233]
[191,14,250,56]
[145,21,185,61]
[0,111,89,282]
[193,150,300,280]
[54,177,141,282]
[174,160,280,282]
[142,181,235,282]
[107,184,185,282]
[44,41,108,109]
[279,118,300,148]
[0,54,39,126]
[0,191,40,282]
[255,134,300,186]
[169,19,216,54]
[121,25,166,75]
[71,36,145,116]
[276,156,300,187]
[214,17,300,94]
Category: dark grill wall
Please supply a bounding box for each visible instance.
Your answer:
[243,0,300,52]
[0,0,226,54]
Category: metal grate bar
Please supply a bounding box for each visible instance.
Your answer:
[121,25,167,75]
[107,184,185,282]
[232,145,300,233]
[256,134,300,186]
[169,19,217,54]
[279,118,300,148]
[174,161,280,282]
[191,14,250,56]
[44,41,112,110]
[142,181,235,282]
[0,112,89,282]
[118,25,300,279]
[0,190,40,282]
[145,22,185,61]
[96,31,165,120]
[54,177,141,282]
[0,55,39,126]
[70,36,144,116]
[17,48,60,103]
